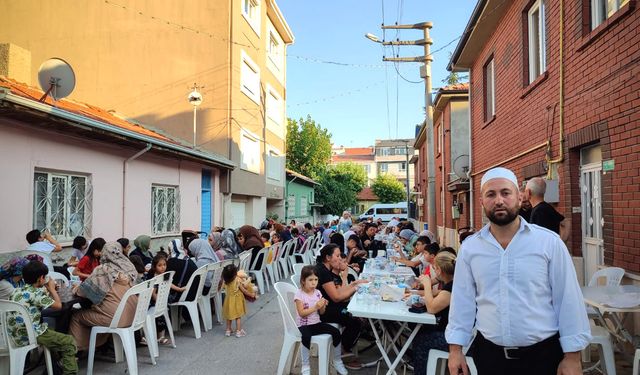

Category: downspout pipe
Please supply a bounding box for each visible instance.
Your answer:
[122,143,152,236]
[547,0,565,176]
[468,68,474,229]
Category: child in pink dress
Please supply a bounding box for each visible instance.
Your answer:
[294,266,347,375]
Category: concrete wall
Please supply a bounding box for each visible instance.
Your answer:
[0,118,218,252]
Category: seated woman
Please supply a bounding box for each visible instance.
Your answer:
[411,251,456,375]
[314,244,368,357]
[0,257,29,300]
[238,225,265,269]
[68,236,88,267]
[187,239,220,295]
[392,236,432,276]
[130,234,153,267]
[69,242,139,352]
[345,234,367,272]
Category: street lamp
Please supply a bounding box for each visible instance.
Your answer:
[365,33,381,43]
[188,84,203,148]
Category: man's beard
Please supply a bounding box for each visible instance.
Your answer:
[486,206,519,226]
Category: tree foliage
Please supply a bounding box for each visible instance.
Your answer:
[286,115,332,180]
[315,163,367,215]
[371,174,406,203]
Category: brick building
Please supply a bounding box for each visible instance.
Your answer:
[449,0,639,283]
[413,84,469,248]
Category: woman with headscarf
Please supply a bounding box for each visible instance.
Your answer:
[0,257,30,300]
[69,242,139,351]
[209,232,234,260]
[220,229,242,258]
[166,239,198,302]
[188,238,220,294]
[130,234,153,266]
[237,225,265,269]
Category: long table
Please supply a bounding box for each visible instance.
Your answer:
[581,284,640,346]
[347,276,436,374]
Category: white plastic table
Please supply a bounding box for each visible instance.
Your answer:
[361,264,415,278]
[581,285,640,345]
[347,296,436,374]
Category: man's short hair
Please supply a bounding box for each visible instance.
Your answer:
[22,260,49,284]
[26,229,41,244]
[526,177,546,198]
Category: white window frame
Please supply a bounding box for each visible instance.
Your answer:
[151,185,180,235]
[398,162,407,172]
[266,147,282,181]
[591,0,629,29]
[266,84,284,127]
[240,129,261,174]
[240,50,261,104]
[380,163,388,173]
[528,0,546,83]
[33,170,92,242]
[242,0,261,37]
[484,57,495,120]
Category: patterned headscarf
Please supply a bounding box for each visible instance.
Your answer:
[79,242,138,305]
[219,229,242,258]
[0,257,30,280]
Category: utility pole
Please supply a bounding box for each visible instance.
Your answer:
[405,141,410,216]
[374,22,436,234]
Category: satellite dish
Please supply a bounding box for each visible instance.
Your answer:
[452,154,470,180]
[37,58,76,101]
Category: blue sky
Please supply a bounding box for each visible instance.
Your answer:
[278,0,477,147]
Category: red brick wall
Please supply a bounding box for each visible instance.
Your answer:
[467,1,640,271]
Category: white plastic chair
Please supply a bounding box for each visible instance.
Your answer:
[238,250,252,272]
[145,271,176,361]
[585,324,616,375]
[274,282,332,375]
[201,261,225,331]
[292,263,305,277]
[86,279,155,375]
[290,274,300,289]
[0,301,53,375]
[632,348,639,375]
[277,240,295,279]
[48,271,69,287]
[169,264,209,339]
[426,349,477,375]
[264,247,280,284]
[291,237,312,267]
[248,247,270,294]
[586,267,626,326]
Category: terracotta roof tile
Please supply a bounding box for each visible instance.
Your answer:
[0,77,175,143]
[357,187,378,201]
[344,147,374,155]
[440,83,469,92]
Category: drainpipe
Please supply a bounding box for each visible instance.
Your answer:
[122,144,152,236]
[468,67,474,229]
[547,0,565,177]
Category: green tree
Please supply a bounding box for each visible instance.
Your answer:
[371,174,406,203]
[315,162,367,215]
[286,115,332,180]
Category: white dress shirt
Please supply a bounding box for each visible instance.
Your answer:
[445,218,591,352]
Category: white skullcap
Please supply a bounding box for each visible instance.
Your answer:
[480,167,519,191]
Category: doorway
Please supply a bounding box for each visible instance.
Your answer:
[580,145,603,284]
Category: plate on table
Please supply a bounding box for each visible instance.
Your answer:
[603,293,640,308]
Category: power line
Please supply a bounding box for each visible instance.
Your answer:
[286,81,386,108]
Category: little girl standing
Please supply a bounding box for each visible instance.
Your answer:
[295,266,348,375]
[222,264,248,337]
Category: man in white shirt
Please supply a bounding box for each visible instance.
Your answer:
[445,167,591,375]
[25,229,63,271]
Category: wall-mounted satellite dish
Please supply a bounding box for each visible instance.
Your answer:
[453,154,470,180]
[38,58,76,102]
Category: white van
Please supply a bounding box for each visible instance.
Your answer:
[359,202,408,222]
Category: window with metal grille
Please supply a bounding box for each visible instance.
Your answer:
[33,171,92,242]
[152,185,180,235]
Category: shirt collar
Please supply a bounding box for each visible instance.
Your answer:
[479,216,532,241]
